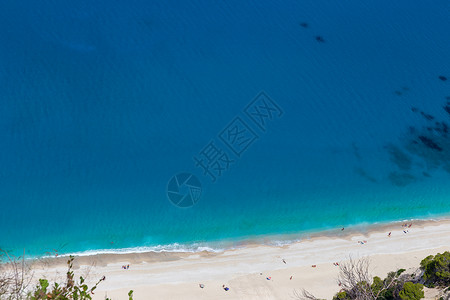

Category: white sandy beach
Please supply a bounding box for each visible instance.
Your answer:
[31,220,450,300]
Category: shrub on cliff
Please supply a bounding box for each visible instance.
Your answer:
[420,251,450,287]
[398,282,424,300]
[28,256,111,300]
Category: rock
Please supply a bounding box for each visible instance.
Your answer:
[315,36,325,43]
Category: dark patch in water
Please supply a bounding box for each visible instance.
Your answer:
[420,111,435,121]
[444,164,450,174]
[408,126,417,134]
[315,36,325,43]
[300,22,309,28]
[394,90,402,96]
[352,143,362,160]
[443,105,450,115]
[388,172,416,187]
[422,171,431,177]
[439,75,447,81]
[354,168,377,183]
[385,144,412,171]
[442,122,449,134]
[432,122,449,136]
[418,136,443,151]
[411,107,419,113]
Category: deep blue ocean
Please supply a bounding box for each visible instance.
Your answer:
[1,0,450,257]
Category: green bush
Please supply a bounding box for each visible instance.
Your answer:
[371,276,384,295]
[420,251,450,287]
[399,282,424,300]
[28,256,106,299]
[333,291,350,300]
[27,256,133,300]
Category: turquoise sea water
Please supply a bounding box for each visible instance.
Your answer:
[1,0,450,257]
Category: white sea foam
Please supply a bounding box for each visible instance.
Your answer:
[39,216,450,259]
[47,243,226,259]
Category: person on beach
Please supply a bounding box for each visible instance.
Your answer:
[223,285,229,291]
[290,276,293,280]
[341,227,344,231]
[282,259,286,264]
[199,284,204,289]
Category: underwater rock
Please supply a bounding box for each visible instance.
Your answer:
[443,104,450,115]
[394,90,402,96]
[385,144,412,171]
[418,136,443,151]
[433,122,449,135]
[444,165,450,174]
[388,172,416,187]
[411,107,419,113]
[315,36,325,42]
[352,143,362,160]
[422,171,431,177]
[439,75,447,81]
[354,168,377,183]
[300,22,309,28]
[420,111,434,121]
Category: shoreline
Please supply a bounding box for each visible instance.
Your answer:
[35,215,450,262]
[27,217,450,299]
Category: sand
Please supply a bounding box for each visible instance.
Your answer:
[30,219,450,299]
